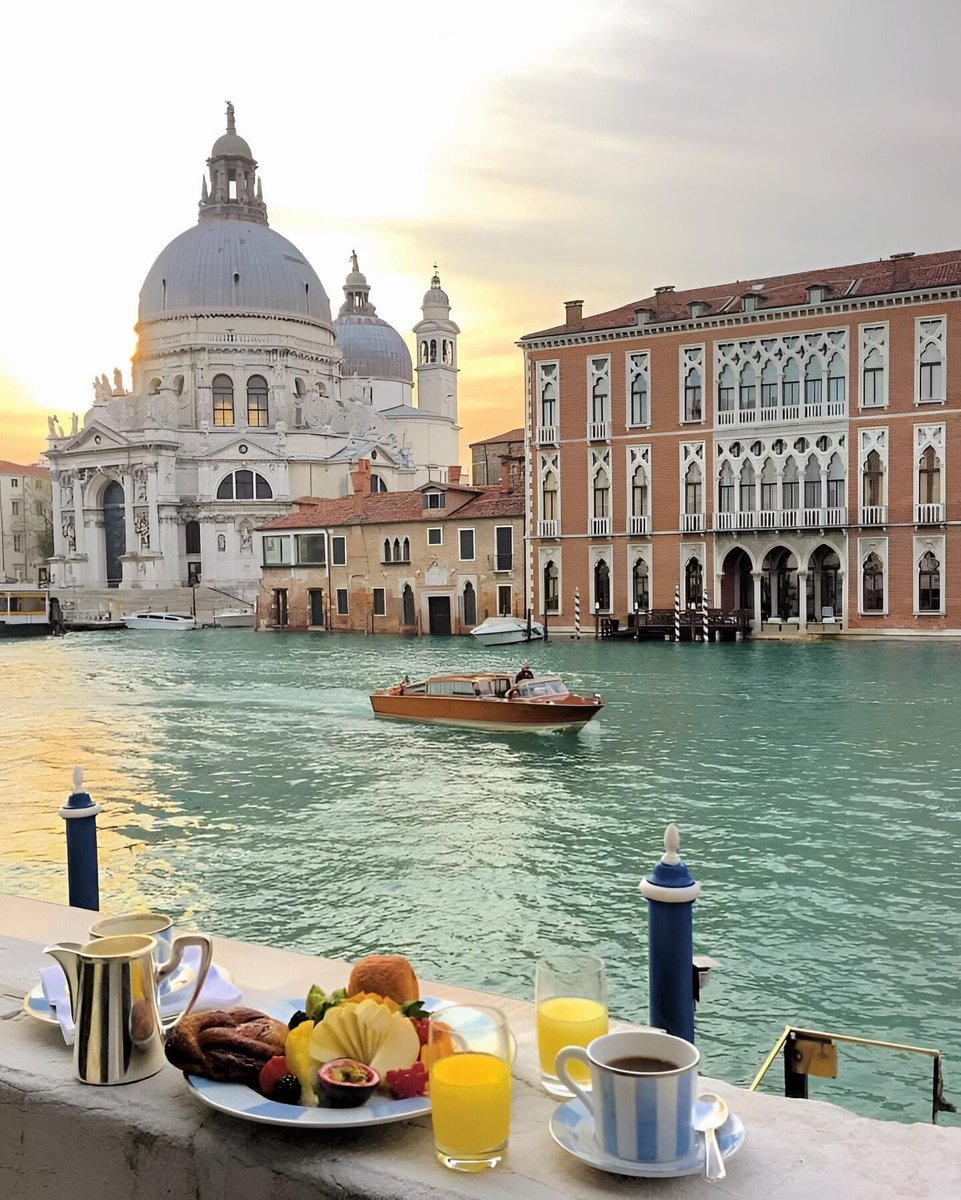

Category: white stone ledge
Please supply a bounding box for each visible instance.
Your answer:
[1,895,958,1199]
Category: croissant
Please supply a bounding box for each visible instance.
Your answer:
[165,1007,288,1084]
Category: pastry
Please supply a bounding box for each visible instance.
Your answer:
[165,1007,288,1084]
[346,954,419,1005]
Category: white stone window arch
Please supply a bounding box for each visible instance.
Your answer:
[717,363,736,413]
[627,445,650,531]
[538,545,562,616]
[627,352,650,426]
[680,346,704,422]
[538,451,560,531]
[590,550,612,614]
[803,455,822,512]
[680,442,704,525]
[916,317,946,404]
[538,361,559,429]
[859,324,888,408]
[858,537,888,615]
[739,362,756,411]
[718,461,735,514]
[590,448,611,529]
[628,546,652,612]
[914,424,946,515]
[588,356,611,425]
[826,452,846,513]
[914,535,945,614]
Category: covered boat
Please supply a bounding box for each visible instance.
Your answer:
[123,611,197,631]
[470,615,545,646]
[0,586,63,638]
[370,672,602,732]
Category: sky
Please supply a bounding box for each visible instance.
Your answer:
[3,0,961,468]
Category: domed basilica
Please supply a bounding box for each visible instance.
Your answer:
[45,104,461,596]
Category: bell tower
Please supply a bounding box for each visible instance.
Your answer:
[413,266,460,418]
[198,101,268,226]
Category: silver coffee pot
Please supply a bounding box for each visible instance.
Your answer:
[45,931,213,1085]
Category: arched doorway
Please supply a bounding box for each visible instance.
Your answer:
[103,481,125,588]
[808,544,842,620]
[402,584,416,627]
[761,547,798,621]
[721,547,752,613]
[684,556,703,606]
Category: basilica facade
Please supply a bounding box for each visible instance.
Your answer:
[45,106,460,597]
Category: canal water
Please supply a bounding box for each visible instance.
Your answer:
[2,630,959,1125]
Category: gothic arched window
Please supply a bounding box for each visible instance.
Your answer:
[402,537,410,562]
[212,375,234,426]
[246,375,268,427]
[863,552,884,612]
[632,558,650,610]
[594,558,611,612]
[863,450,883,508]
[383,538,392,563]
[429,339,438,363]
[919,551,941,612]
[543,559,559,614]
[685,556,703,606]
[919,446,941,504]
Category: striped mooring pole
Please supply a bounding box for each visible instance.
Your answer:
[573,587,581,639]
[702,583,710,643]
[60,766,102,911]
[640,823,701,1043]
[673,584,681,642]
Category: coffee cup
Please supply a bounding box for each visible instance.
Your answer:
[88,912,175,969]
[556,1030,699,1163]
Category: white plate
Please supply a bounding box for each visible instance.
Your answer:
[550,1096,745,1179]
[184,997,439,1130]
[23,961,196,1025]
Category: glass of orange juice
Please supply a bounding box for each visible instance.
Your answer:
[429,1004,512,1172]
[536,951,608,1097]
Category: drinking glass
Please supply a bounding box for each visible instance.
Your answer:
[429,1004,512,1172]
[536,951,608,1097]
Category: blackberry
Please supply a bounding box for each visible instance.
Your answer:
[287,1010,309,1031]
[272,1074,302,1105]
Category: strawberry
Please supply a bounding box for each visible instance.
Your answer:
[410,1016,430,1046]
[258,1055,290,1098]
[386,1061,428,1100]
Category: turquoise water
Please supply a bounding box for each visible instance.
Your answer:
[3,630,959,1125]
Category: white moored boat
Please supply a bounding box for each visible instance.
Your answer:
[470,615,545,646]
[213,609,256,628]
[123,611,197,631]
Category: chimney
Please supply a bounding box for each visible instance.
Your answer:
[634,305,655,327]
[499,460,512,493]
[564,300,584,330]
[350,457,372,496]
[448,465,462,484]
[890,251,915,290]
[654,284,675,320]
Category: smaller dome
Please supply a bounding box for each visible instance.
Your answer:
[423,267,449,307]
[211,131,253,159]
[335,315,413,383]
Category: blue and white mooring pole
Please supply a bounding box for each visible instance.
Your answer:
[59,766,102,911]
[640,824,701,1043]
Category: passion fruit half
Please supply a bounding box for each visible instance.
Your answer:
[317,1058,380,1107]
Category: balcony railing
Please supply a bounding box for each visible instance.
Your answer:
[629,515,649,535]
[860,505,888,525]
[588,421,611,441]
[488,554,513,572]
[714,511,736,531]
[916,502,945,524]
[714,507,847,532]
[537,519,559,538]
[589,517,611,536]
[716,401,846,428]
[536,425,557,445]
[682,512,705,532]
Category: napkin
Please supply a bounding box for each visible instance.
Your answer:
[39,946,242,1046]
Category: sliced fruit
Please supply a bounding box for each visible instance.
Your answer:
[410,1016,430,1046]
[317,1058,380,1108]
[284,1019,318,1107]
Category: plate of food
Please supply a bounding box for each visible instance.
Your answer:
[169,954,441,1129]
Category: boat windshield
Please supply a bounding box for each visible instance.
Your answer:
[515,678,569,699]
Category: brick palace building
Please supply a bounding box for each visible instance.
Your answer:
[519,249,961,636]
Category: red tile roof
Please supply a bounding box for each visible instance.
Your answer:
[0,460,49,477]
[469,427,524,446]
[258,485,523,531]
[522,249,961,338]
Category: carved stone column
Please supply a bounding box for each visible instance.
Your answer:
[751,569,763,632]
[797,570,809,632]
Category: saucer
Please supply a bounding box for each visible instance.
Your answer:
[550,1097,745,1179]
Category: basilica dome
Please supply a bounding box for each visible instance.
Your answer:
[138,220,332,325]
[138,104,331,327]
[333,254,413,383]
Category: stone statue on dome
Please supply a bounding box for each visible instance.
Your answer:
[112,368,126,396]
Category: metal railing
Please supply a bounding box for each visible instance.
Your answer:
[487,554,513,572]
[751,1024,955,1125]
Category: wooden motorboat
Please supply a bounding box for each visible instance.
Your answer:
[370,672,603,733]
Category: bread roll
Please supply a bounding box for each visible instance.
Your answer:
[165,1007,288,1084]
[347,954,419,1005]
